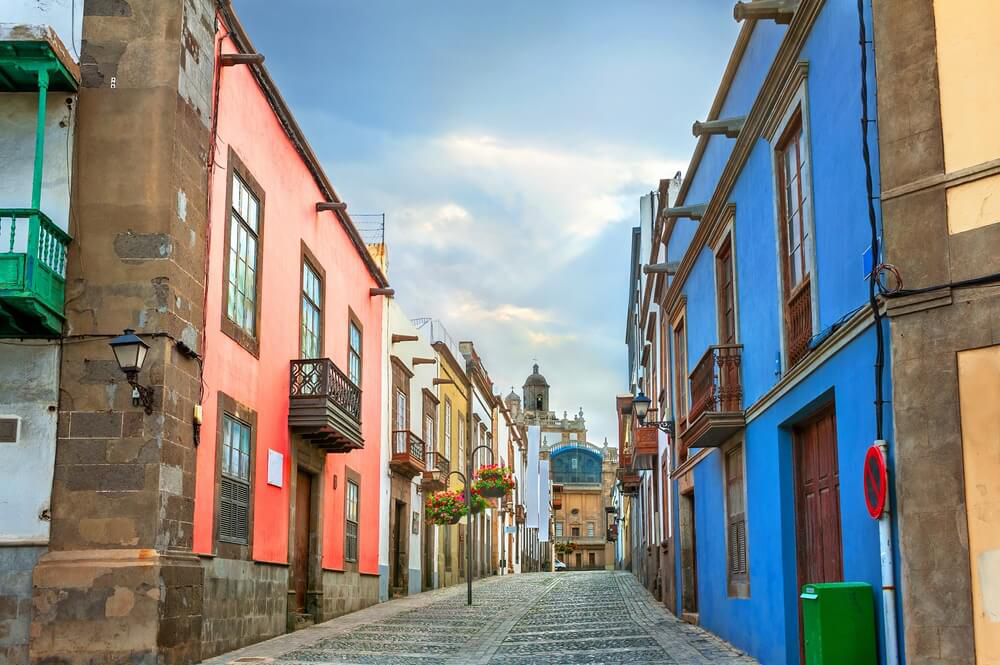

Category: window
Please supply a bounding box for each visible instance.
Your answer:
[345,479,359,562]
[726,444,748,596]
[348,319,362,386]
[222,154,264,354]
[220,415,251,544]
[555,522,564,537]
[587,522,595,538]
[776,110,813,366]
[394,389,407,454]
[716,235,736,345]
[424,414,435,452]
[444,398,452,454]
[673,317,688,427]
[571,526,580,538]
[457,412,465,469]
[300,259,322,358]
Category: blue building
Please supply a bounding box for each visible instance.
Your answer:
[622,2,902,664]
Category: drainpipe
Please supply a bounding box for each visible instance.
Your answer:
[876,439,900,665]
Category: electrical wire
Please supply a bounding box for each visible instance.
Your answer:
[858,0,884,440]
[884,271,1000,299]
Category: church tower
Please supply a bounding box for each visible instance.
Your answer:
[523,363,550,413]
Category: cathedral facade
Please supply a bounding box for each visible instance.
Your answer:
[506,365,617,571]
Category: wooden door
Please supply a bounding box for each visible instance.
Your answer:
[294,470,312,612]
[391,500,405,592]
[794,407,843,587]
[423,516,433,589]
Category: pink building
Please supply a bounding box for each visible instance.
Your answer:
[193,5,390,656]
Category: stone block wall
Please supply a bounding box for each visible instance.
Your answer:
[0,547,44,665]
[201,558,288,660]
[320,570,379,621]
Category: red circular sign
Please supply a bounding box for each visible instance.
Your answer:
[864,445,887,519]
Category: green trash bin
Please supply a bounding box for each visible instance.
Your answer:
[800,582,877,665]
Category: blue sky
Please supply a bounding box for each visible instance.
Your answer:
[237,0,740,445]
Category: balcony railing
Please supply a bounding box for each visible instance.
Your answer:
[0,208,70,337]
[288,358,363,452]
[421,450,450,491]
[680,344,746,450]
[390,430,426,478]
[787,280,812,367]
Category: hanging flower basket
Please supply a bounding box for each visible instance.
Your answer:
[464,489,489,514]
[473,465,515,499]
[426,490,468,526]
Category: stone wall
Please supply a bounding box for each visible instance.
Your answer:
[200,558,288,660]
[0,547,44,665]
[31,0,215,663]
[875,1,1000,664]
[319,570,379,621]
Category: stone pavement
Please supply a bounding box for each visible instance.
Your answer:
[201,571,759,665]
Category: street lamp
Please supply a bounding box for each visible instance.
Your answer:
[631,390,674,435]
[108,329,154,414]
[444,439,495,606]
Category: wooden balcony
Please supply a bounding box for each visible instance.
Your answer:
[552,496,562,510]
[620,471,641,494]
[288,358,363,452]
[633,426,658,470]
[390,430,426,479]
[617,452,633,479]
[786,279,812,367]
[0,209,69,337]
[679,344,745,450]
[421,450,450,491]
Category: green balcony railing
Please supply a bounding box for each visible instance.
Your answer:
[0,208,70,337]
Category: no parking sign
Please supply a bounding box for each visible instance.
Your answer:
[864,445,888,519]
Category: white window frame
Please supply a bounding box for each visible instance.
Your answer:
[767,77,820,370]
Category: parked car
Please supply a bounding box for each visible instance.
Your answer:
[554,559,567,570]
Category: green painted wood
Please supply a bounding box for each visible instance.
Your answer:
[0,208,69,337]
[0,40,77,92]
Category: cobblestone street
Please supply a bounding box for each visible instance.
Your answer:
[202,572,759,665]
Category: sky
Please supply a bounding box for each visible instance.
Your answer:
[237,0,741,447]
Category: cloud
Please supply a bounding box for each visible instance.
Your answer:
[321,130,686,444]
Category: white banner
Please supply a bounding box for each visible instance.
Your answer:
[525,425,540,529]
[538,459,550,542]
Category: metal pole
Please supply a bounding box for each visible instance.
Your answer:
[31,68,50,210]
[466,398,473,605]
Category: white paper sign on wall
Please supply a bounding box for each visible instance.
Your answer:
[267,450,284,487]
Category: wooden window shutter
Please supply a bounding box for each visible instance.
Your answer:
[726,445,748,591]
[220,476,250,543]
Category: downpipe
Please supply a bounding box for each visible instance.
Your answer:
[876,439,900,665]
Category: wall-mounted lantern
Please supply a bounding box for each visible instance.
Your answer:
[632,391,675,436]
[108,329,154,414]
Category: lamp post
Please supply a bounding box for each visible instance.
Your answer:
[108,329,154,414]
[631,390,674,435]
[443,439,496,607]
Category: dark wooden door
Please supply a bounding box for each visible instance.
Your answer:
[794,407,843,587]
[294,470,312,612]
[423,515,433,589]
[391,500,405,591]
[794,407,843,661]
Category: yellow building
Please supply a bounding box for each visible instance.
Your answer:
[416,321,469,589]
